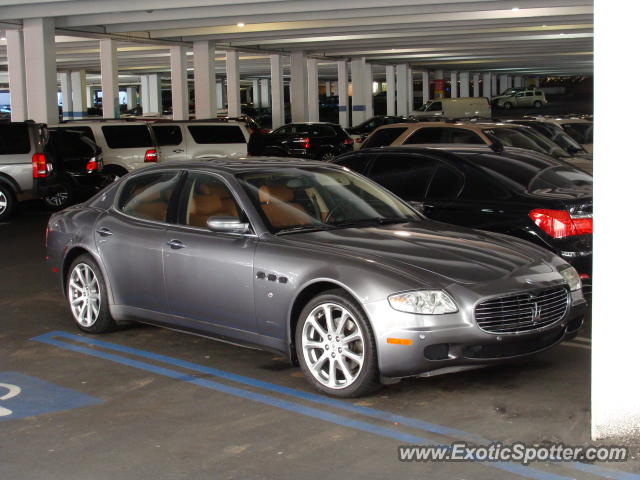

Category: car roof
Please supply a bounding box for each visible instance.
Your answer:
[155,156,337,174]
[371,121,523,133]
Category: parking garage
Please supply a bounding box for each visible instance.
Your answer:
[1,1,637,479]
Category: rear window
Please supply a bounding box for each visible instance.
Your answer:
[54,126,96,143]
[152,125,183,146]
[294,124,339,137]
[49,131,96,159]
[562,123,593,144]
[405,128,445,144]
[471,153,592,193]
[363,127,407,148]
[102,125,153,149]
[0,124,31,155]
[187,125,247,144]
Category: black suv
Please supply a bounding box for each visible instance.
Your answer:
[264,122,353,161]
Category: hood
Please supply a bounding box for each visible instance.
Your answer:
[491,95,513,101]
[280,221,554,286]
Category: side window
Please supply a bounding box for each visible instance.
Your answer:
[459,167,508,201]
[427,164,464,200]
[525,92,534,97]
[153,126,183,146]
[335,154,371,174]
[516,93,525,98]
[187,125,247,144]
[368,154,436,201]
[118,171,181,222]
[273,125,293,136]
[0,124,31,155]
[404,127,445,145]
[54,126,96,143]
[102,125,153,149]
[179,173,242,228]
[426,101,442,112]
[446,128,485,145]
[362,127,407,148]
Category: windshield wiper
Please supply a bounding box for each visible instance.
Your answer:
[276,224,338,235]
[330,217,412,229]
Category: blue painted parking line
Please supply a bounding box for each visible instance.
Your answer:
[33,331,639,480]
[0,371,102,421]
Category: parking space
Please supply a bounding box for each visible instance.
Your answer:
[0,204,636,480]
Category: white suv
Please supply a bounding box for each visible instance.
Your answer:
[51,120,159,181]
[150,120,249,162]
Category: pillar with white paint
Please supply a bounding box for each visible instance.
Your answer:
[23,17,58,124]
[260,79,271,108]
[450,72,458,99]
[459,72,470,98]
[473,73,480,97]
[71,70,87,118]
[350,58,367,125]
[99,38,119,119]
[6,29,27,122]
[270,54,285,129]
[396,64,409,116]
[226,51,241,118]
[482,72,492,98]
[386,65,396,116]
[290,51,308,122]
[170,46,188,120]
[421,71,430,104]
[59,72,73,121]
[337,60,349,127]
[193,40,217,119]
[364,61,373,119]
[307,57,319,122]
[126,86,137,110]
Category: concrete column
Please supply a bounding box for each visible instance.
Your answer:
[459,72,470,97]
[140,75,149,113]
[23,18,58,124]
[433,69,444,99]
[170,46,189,120]
[99,38,119,118]
[6,29,27,122]
[260,79,271,108]
[226,51,241,117]
[482,73,492,98]
[193,40,217,119]
[506,75,513,89]
[59,72,73,121]
[407,66,414,111]
[533,76,540,88]
[126,86,137,110]
[421,71,430,104]
[514,75,523,88]
[71,70,87,118]
[251,79,261,107]
[307,57,319,122]
[364,61,373,119]
[216,83,224,110]
[450,72,458,98]
[290,51,308,122]
[386,65,396,116]
[396,64,409,117]
[337,60,349,127]
[491,74,498,96]
[350,58,366,125]
[473,73,480,97]
[142,73,162,115]
[325,80,331,97]
[270,54,285,129]
[86,86,93,109]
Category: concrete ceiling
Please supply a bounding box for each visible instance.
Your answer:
[0,0,593,80]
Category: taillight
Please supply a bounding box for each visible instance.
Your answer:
[529,209,593,238]
[86,160,98,172]
[144,149,158,162]
[32,153,49,178]
[355,137,364,144]
[293,137,310,149]
[343,137,354,145]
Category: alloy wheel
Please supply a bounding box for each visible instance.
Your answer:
[0,191,7,216]
[44,188,70,207]
[68,263,101,327]
[301,302,365,389]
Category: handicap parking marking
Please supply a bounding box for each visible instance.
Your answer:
[0,371,102,422]
[33,331,640,480]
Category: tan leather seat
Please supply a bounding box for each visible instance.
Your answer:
[258,185,311,228]
[124,186,169,221]
[189,182,240,228]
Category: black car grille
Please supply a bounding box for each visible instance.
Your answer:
[475,287,569,334]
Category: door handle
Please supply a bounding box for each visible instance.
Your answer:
[96,227,113,237]
[172,148,184,153]
[166,239,185,250]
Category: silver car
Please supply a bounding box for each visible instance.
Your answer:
[46,159,587,397]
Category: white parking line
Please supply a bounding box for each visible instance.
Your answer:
[574,336,591,343]
[562,341,591,350]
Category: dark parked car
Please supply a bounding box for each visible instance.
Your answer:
[334,145,592,286]
[47,158,587,397]
[502,119,590,157]
[41,129,107,209]
[264,122,353,160]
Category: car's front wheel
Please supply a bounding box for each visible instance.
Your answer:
[0,184,15,222]
[67,255,115,333]
[502,102,513,110]
[296,290,380,397]
[533,100,543,108]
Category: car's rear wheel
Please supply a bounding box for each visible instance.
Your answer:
[67,255,115,333]
[503,102,513,110]
[43,182,73,210]
[533,100,543,108]
[319,151,335,161]
[0,184,15,222]
[296,290,380,397]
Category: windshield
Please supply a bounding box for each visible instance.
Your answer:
[471,154,592,194]
[238,166,421,234]
[562,123,593,144]
[483,127,567,158]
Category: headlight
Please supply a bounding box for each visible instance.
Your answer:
[559,264,582,291]
[388,290,458,315]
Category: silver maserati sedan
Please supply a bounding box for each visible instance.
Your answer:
[46,158,587,397]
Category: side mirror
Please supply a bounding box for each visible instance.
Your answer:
[206,216,250,234]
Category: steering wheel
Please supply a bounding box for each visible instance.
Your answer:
[323,199,350,224]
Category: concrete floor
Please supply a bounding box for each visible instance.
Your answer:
[0,202,636,480]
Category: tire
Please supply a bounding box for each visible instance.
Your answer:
[319,151,335,161]
[0,184,15,222]
[66,254,115,334]
[295,289,380,397]
[502,102,513,110]
[533,100,543,108]
[102,165,128,184]
[43,182,74,210]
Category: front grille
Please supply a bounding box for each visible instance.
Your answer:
[475,287,569,334]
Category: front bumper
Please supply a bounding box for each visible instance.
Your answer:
[364,287,587,378]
